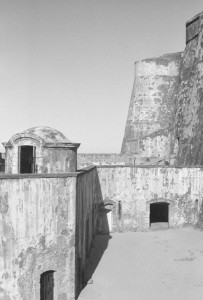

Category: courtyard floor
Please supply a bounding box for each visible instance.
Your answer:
[78,226,203,300]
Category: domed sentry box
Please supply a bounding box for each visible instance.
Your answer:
[3,126,80,174]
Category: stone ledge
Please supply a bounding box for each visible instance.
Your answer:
[96,164,203,169]
[0,172,79,179]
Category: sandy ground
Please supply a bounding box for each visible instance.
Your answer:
[78,227,203,300]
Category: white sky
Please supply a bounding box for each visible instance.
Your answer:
[0,0,202,153]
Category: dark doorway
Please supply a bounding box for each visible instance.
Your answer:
[40,271,54,300]
[19,146,36,173]
[150,202,169,225]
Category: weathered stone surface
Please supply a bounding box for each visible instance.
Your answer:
[2,9,203,300]
[121,53,181,161]
[3,126,80,174]
[186,12,201,44]
[175,12,203,165]
[120,11,203,166]
[0,193,8,214]
[0,166,101,300]
[0,175,77,299]
[78,153,130,168]
[97,166,203,231]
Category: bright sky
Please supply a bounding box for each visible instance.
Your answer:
[0,0,202,153]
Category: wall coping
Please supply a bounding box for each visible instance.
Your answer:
[77,165,96,176]
[0,173,79,179]
[0,166,96,179]
[186,11,202,27]
[96,164,203,169]
[1,164,202,178]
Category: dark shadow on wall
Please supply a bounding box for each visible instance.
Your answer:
[83,176,112,285]
[76,167,112,299]
[83,234,112,285]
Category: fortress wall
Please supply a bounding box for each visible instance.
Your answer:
[125,130,171,159]
[97,166,203,231]
[175,12,203,165]
[0,174,77,300]
[78,153,129,168]
[186,12,201,44]
[121,53,181,158]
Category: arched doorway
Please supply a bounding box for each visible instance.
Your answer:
[40,270,54,300]
[150,202,169,228]
[18,145,36,173]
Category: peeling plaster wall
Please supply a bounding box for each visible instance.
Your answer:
[0,174,77,300]
[43,148,77,173]
[97,166,203,231]
[175,12,203,165]
[126,130,172,160]
[75,167,102,296]
[121,53,181,159]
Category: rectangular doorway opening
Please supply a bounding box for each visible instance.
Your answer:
[19,146,36,173]
[150,202,169,230]
[40,270,54,300]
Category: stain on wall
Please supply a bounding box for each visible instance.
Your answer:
[97,166,203,231]
[0,167,101,300]
[0,174,77,300]
[121,53,181,160]
[78,153,130,168]
[120,11,203,166]
[175,12,203,165]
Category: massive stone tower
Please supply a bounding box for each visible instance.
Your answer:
[121,11,203,166]
[121,53,182,163]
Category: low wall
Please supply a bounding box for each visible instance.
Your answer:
[0,174,77,300]
[97,166,203,231]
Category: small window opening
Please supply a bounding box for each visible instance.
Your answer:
[40,270,54,300]
[150,202,169,225]
[118,201,122,221]
[19,146,36,173]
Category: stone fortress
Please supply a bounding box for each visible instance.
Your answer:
[1,10,203,300]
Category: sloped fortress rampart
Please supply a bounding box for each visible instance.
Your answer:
[175,12,203,164]
[121,53,181,162]
[121,11,203,166]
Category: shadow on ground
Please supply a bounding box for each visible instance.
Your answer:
[84,234,112,284]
